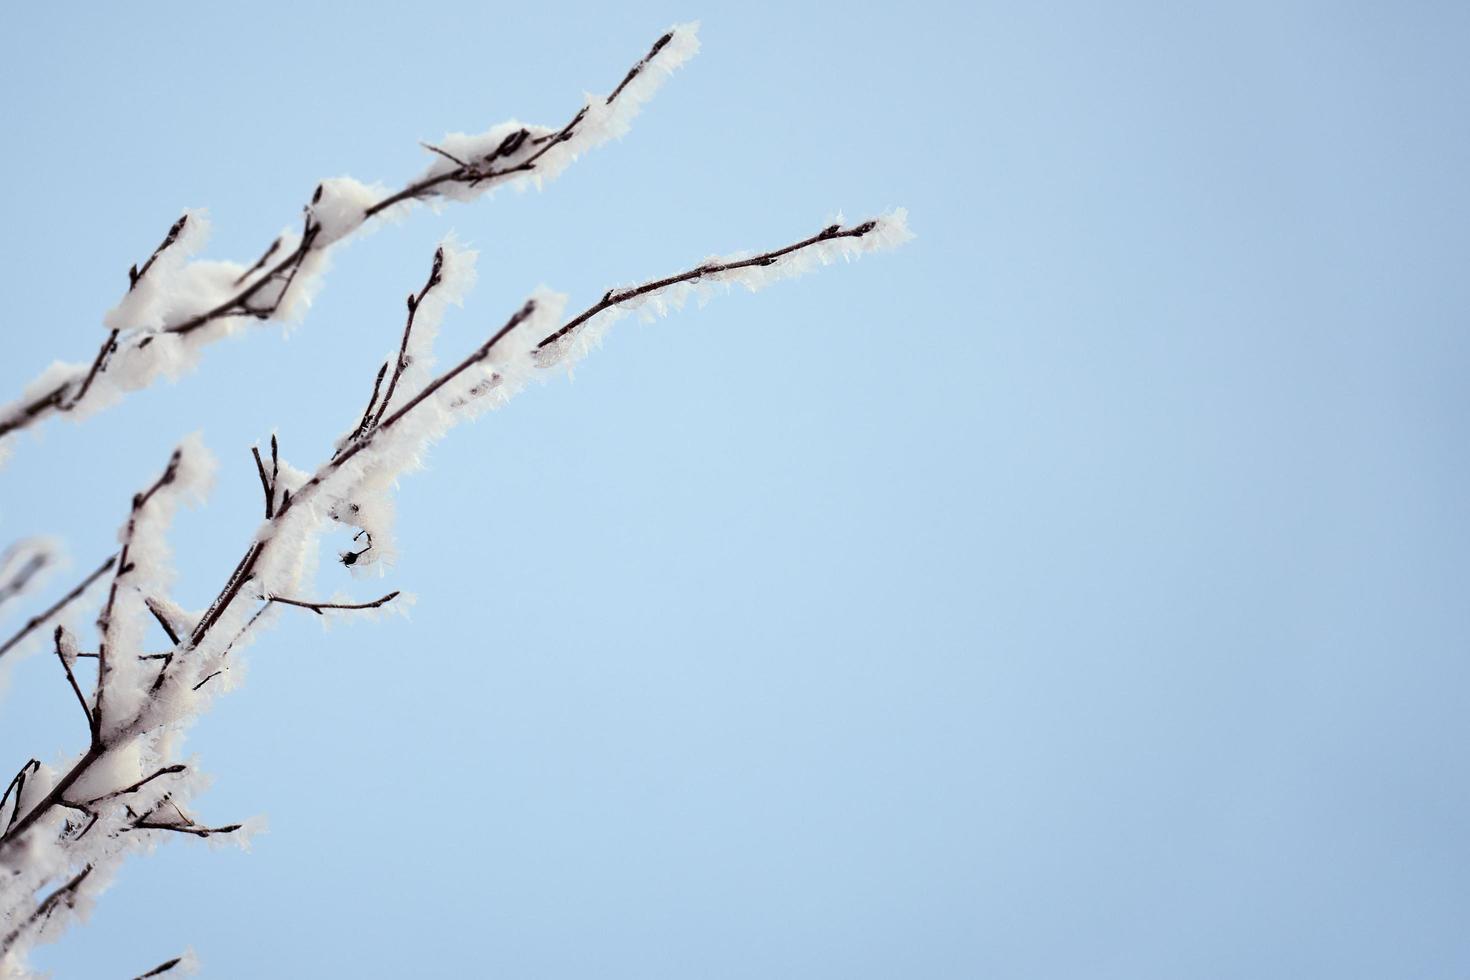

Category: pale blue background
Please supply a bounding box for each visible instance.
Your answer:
[2,1,1467,977]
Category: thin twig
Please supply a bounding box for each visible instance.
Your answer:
[268,591,401,616]
[89,764,187,804]
[1,760,40,834]
[144,597,183,646]
[0,864,93,957]
[372,248,444,428]
[537,220,879,352]
[251,445,276,519]
[95,449,182,742]
[0,27,685,444]
[133,955,186,979]
[0,554,117,663]
[128,214,189,290]
[53,626,93,731]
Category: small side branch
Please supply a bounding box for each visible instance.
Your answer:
[127,798,241,839]
[144,597,184,645]
[62,329,121,411]
[372,247,445,428]
[1,759,40,834]
[88,764,188,805]
[128,213,189,291]
[251,445,276,519]
[0,864,93,957]
[268,591,401,616]
[53,626,94,731]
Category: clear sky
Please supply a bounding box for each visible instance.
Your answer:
[2,0,1468,977]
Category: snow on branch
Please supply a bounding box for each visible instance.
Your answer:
[0,16,917,971]
[0,207,907,970]
[534,209,914,371]
[0,23,700,463]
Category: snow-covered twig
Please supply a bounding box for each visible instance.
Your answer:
[0,23,700,460]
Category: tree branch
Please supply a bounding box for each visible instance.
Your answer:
[0,25,693,449]
[52,626,93,732]
[372,248,444,429]
[0,864,92,957]
[94,449,181,742]
[133,955,187,979]
[250,445,274,519]
[537,219,881,352]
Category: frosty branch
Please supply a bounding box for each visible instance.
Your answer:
[0,25,700,459]
[0,20,911,977]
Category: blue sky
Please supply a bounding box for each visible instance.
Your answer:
[2,1,1468,976]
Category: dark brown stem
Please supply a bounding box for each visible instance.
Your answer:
[129,819,243,838]
[251,445,274,518]
[89,764,187,804]
[233,236,281,286]
[363,28,673,219]
[53,626,93,731]
[62,329,120,411]
[607,29,674,104]
[129,214,189,290]
[134,955,186,979]
[268,591,400,616]
[373,248,444,429]
[1,760,40,833]
[346,362,388,451]
[95,449,182,741]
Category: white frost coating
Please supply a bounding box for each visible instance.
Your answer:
[173,948,203,975]
[0,29,698,470]
[382,234,479,405]
[535,209,914,373]
[532,22,700,188]
[5,206,906,980]
[255,274,565,596]
[102,209,212,333]
[97,433,215,736]
[416,121,557,205]
[309,177,385,246]
[415,22,700,203]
